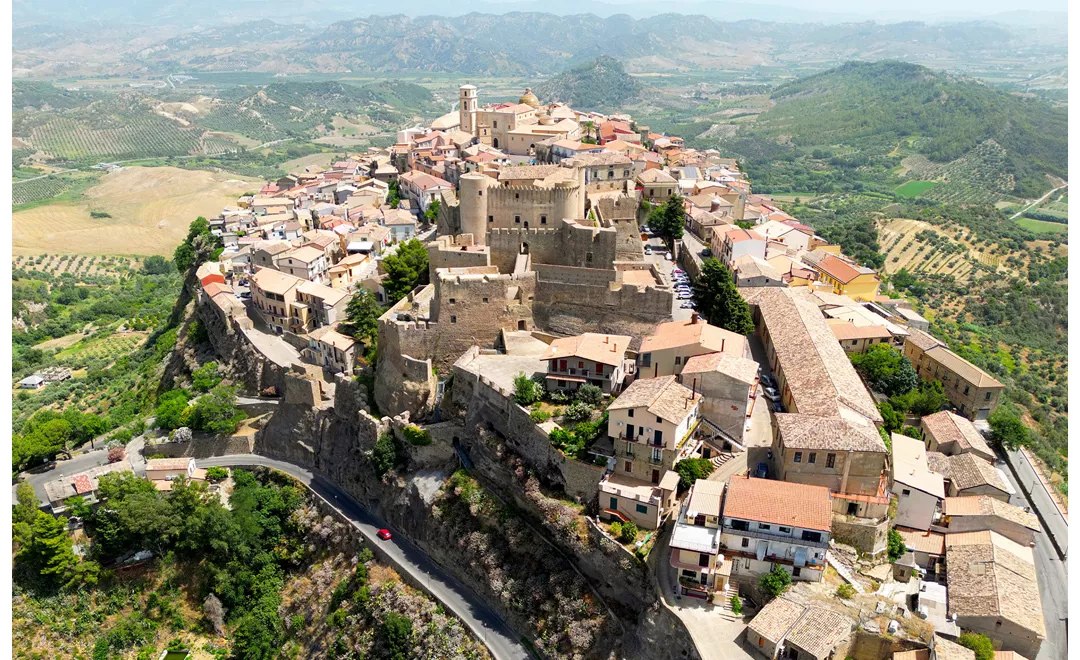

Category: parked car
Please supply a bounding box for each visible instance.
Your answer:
[677,292,693,300]
[665,252,673,261]
[760,374,776,389]
[771,400,785,413]
[680,301,696,309]
[701,248,712,257]
[762,385,780,402]
[755,462,769,479]
[376,528,393,540]
[673,268,685,275]
[644,246,652,255]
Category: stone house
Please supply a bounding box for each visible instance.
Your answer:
[903,329,1005,421]
[600,375,701,529]
[277,245,329,284]
[893,526,945,574]
[940,495,1040,547]
[713,226,767,269]
[720,476,833,583]
[945,531,1045,659]
[251,240,295,270]
[327,253,370,290]
[637,315,750,379]
[827,319,894,354]
[251,267,304,334]
[773,414,889,518]
[398,170,454,213]
[935,452,1012,501]
[920,410,996,462]
[579,152,634,193]
[748,599,853,660]
[146,457,200,484]
[305,325,359,375]
[294,281,350,332]
[678,350,760,444]
[540,332,632,394]
[43,460,133,514]
[890,433,945,531]
[734,255,785,288]
[669,479,731,599]
[384,209,418,241]
[636,168,677,202]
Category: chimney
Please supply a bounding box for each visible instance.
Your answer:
[710,196,720,212]
[721,338,725,352]
[691,312,700,324]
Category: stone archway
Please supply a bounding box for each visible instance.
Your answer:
[493,137,500,149]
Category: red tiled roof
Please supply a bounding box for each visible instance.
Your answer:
[73,474,93,494]
[723,475,832,531]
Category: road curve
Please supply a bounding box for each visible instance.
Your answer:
[196,455,531,660]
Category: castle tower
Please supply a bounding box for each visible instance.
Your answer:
[458,172,490,244]
[459,84,478,137]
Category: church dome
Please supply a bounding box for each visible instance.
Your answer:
[519,87,541,109]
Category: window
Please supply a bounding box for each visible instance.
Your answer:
[610,497,618,509]
[741,538,749,548]
[624,461,632,473]
[514,193,519,199]
[482,297,489,304]
[636,504,648,514]
[656,416,663,424]
[901,489,911,497]
[758,523,771,530]
[731,520,749,531]
[652,447,662,461]
[698,553,710,567]
[641,353,652,367]
[625,442,633,456]
[808,453,816,464]
[450,316,456,324]
[792,567,801,577]
[964,385,970,395]
[675,356,681,365]
[540,215,547,224]
[794,452,802,463]
[515,215,521,224]
[826,453,836,469]
[579,361,585,369]
[627,409,634,418]
[478,190,483,196]
[448,298,456,304]
[779,526,791,534]
[493,120,498,129]
[488,215,493,223]
[801,530,822,543]
[985,391,993,401]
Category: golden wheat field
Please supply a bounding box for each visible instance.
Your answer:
[12,166,259,256]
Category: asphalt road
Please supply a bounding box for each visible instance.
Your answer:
[196,455,532,660]
[996,457,1068,660]
[1007,448,1068,555]
[22,447,110,504]
[644,234,693,321]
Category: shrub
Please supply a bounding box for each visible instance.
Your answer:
[887,528,906,562]
[836,583,856,599]
[562,401,593,424]
[958,633,995,660]
[759,564,792,599]
[730,595,743,615]
[575,384,603,406]
[513,372,540,406]
[549,391,569,403]
[673,457,715,492]
[529,409,551,424]
[608,521,623,539]
[191,361,222,393]
[618,521,638,544]
[205,466,228,482]
[107,446,126,463]
[401,425,432,446]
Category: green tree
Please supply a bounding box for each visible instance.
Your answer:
[27,512,79,585]
[878,401,904,434]
[759,564,792,599]
[647,195,685,248]
[187,385,245,435]
[372,432,404,478]
[13,482,40,551]
[989,403,1030,450]
[513,372,541,406]
[174,217,215,273]
[231,605,284,660]
[380,612,414,660]
[382,239,429,304]
[958,633,995,660]
[887,528,906,562]
[673,458,716,492]
[618,521,639,543]
[344,289,383,349]
[892,380,949,417]
[423,198,440,224]
[692,259,755,335]
[191,362,223,393]
[13,418,73,470]
[141,256,172,275]
[850,344,918,397]
[155,390,191,432]
[386,179,401,209]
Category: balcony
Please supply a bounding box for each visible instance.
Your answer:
[722,526,829,549]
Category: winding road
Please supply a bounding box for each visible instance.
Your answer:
[195,455,532,660]
[1009,183,1068,220]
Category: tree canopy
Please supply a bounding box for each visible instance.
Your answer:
[850,344,919,397]
[647,195,685,248]
[173,217,222,273]
[344,289,383,352]
[692,259,755,335]
[382,239,429,304]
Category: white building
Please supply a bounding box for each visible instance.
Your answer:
[890,433,945,531]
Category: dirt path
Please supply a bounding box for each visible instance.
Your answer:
[1009,183,1068,220]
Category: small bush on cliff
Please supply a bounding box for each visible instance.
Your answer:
[887,528,906,562]
[187,384,245,435]
[205,467,228,482]
[155,389,191,431]
[575,384,603,407]
[618,521,639,544]
[759,564,792,600]
[401,425,431,446]
[836,583,855,599]
[187,319,209,346]
[372,432,406,478]
[191,361,222,393]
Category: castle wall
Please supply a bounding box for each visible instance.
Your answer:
[533,264,673,338]
[487,220,619,273]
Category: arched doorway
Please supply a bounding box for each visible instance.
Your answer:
[492,137,500,149]
[520,242,529,254]
[523,221,529,229]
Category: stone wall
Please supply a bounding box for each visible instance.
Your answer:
[835,631,926,660]
[195,285,288,393]
[487,219,618,273]
[831,515,890,556]
[145,436,255,459]
[533,265,673,338]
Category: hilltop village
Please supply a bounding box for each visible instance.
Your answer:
[170,85,1047,660]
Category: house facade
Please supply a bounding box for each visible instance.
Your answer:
[637,315,750,379]
[669,479,731,599]
[250,267,304,334]
[890,433,945,531]
[903,329,1005,420]
[304,325,359,375]
[541,333,632,394]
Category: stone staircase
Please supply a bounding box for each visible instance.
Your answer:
[710,452,736,469]
[711,585,741,621]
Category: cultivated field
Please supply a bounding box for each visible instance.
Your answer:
[877,217,1018,282]
[1015,217,1069,234]
[893,180,937,198]
[12,166,257,256]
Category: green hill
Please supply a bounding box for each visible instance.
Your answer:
[534,56,643,110]
[725,61,1067,198]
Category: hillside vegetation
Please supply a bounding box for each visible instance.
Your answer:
[534,56,643,110]
[722,61,1067,199]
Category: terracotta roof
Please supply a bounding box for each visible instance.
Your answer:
[639,318,747,356]
[308,325,358,352]
[905,327,944,352]
[815,254,875,283]
[251,267,304,296]
[934,636,976,660]
[283,245,326,264]
[146,458,192,471]
[942,495,1039,531]
[922,411,995,459]
[399,171,452,190]
[680,352,759,385]
[891,433,945,498]
[924,345,1005,389]
[740,287,882,423]
[775,413,887,453]
[946,532,1045,639]
[607,375,699,427]
[686,479,725,516]
[948,453,1009,494]
[894,526,945,556]
[542,333,632,367]
[637,169,676,184]
[893,650,930,660]
[926,451,951,477]
[994,651,1029,660]
[734,254,782,281]
[723,475,832,531]
[747,597,805,643]
[202,281,233,299]
[785,607,852,658]
[827,319,893,342]
[297,280,350,306]
[72,473,94,495]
